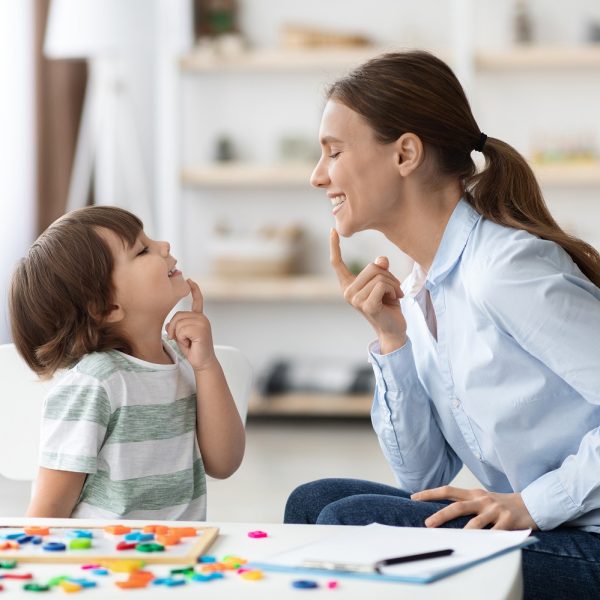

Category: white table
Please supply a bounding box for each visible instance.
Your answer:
[0,518,522,598]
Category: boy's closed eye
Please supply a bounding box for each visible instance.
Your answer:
[137,246,149,256]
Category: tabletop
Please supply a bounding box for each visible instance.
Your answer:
[0,518,522,598]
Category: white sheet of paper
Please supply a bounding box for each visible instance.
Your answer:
[263,523,532,580]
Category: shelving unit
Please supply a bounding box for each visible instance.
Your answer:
[182,163,313,187]
[249,392,373,418]
[533,163,600,187]
[182,160,600,190]
[180,46,394,73]
[179,39,600,419]
[476,45,600,70]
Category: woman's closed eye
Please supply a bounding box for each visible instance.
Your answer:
[137,246,149,256]
[328,151,341,159]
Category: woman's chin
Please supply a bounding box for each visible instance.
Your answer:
[335,219,360,238]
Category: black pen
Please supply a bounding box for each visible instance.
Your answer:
[375,548,454,573]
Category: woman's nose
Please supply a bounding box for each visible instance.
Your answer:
[160,241,171,256]
[310,156,330,188]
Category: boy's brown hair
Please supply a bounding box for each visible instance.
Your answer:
[9,206,143,378]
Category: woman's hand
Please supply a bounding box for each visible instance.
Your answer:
[330,228,407,353]
[166,279,217,372]
[411,486,538,531]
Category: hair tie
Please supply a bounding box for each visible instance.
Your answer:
[474,132,487,152]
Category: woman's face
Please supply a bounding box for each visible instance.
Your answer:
[310,99,401,237]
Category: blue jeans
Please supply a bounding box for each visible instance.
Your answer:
[284,478,600,600]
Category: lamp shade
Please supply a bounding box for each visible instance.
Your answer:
[44,0,152,59]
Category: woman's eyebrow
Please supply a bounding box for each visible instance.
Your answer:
[320,135,343,146]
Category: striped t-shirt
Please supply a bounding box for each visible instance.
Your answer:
[39,338,206,520]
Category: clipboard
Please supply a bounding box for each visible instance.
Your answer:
[248,523,537,584]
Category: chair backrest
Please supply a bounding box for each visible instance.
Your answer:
[0,343,252,482]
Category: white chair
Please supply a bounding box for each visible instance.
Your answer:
[0,343,252,488]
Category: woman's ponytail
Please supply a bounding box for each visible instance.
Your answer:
[467,137,600,287]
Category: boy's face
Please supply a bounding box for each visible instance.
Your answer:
[100,228,190,326]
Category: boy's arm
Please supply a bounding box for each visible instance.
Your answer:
[167,279,245,479]
[194,360,245,479]
[26,467,86,517]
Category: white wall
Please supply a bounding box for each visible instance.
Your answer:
[0,0,36,343]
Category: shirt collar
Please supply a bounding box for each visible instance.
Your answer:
[427,198,481,288]
[404,198,481,298]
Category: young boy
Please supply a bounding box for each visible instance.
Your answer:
[9,206,245,519]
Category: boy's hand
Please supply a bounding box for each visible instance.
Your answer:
[165,279,217,372]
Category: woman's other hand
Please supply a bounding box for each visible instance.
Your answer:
[330,228,407,354]
[412,486,539,531]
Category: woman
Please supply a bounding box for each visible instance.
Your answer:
[284,51,600,598]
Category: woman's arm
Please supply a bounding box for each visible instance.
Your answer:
[331,229,461,490]
[370,339,463,492]
[26,467,86,517]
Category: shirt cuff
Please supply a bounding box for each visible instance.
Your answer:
[521,469,583,531]
[368,338,416,393]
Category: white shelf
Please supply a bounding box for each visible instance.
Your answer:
[476,45,600,69]
[181,45,600,74]
[182,163,314,187]
[182,162,600,189]
[180,46,395,73]
[534,163,600,186]
[198,275,342,302]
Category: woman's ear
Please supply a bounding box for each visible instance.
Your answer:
[394,133,424,177]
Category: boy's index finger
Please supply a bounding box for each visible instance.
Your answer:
[188,279,204,313]
[329,228,354,287]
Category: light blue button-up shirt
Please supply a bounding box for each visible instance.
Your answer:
[369,198,600,532]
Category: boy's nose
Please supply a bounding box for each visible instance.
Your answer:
[160,241,171,256]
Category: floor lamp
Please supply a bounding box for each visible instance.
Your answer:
[44,0,155,233]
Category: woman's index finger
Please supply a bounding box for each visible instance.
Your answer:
[329,228,354,287]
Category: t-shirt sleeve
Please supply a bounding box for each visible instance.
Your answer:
[39,373,112,474]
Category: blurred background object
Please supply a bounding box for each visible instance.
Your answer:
[209,221,304,278]
[260,358,374,396]
[531,131,599,165]
[513,0,534,45]
[279,24,372,50]
[44,0,155,231]
[192,0,246,58]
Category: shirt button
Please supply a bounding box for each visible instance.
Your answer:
[453,398,461,409]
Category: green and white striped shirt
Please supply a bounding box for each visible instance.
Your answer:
[39,338,206,520]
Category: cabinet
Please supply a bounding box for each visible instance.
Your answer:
[177,38,600,418]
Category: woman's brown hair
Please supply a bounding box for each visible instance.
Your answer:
[9,206,143,378]
[327,50,600,287]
